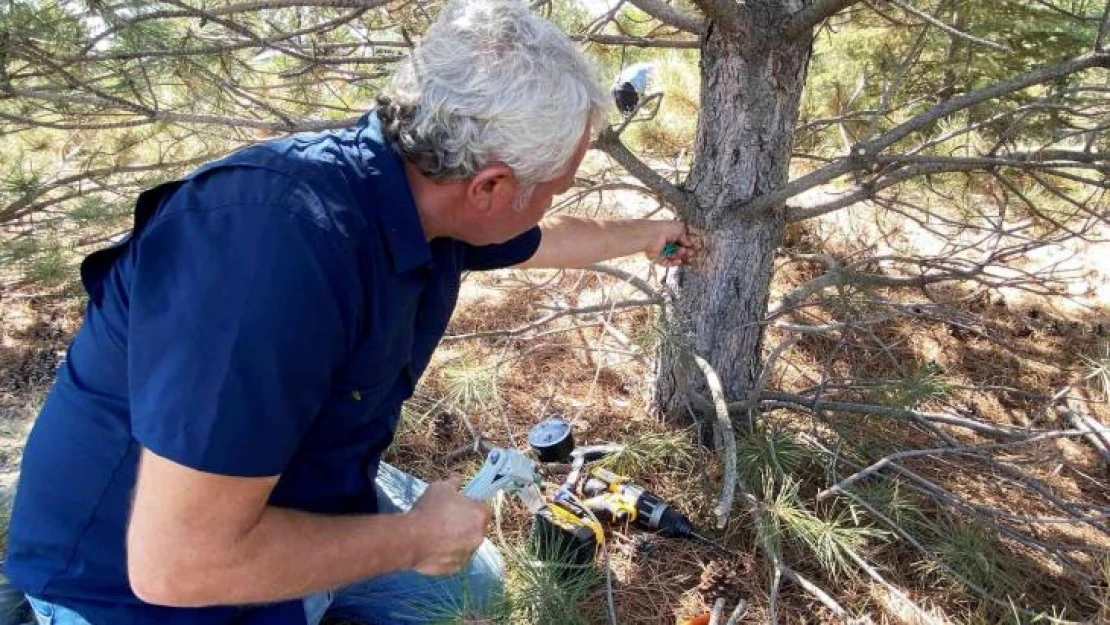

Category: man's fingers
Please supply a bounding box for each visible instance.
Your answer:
[649,221,704,266]
[445,475,465,490]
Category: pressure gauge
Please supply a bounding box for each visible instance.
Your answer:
[528,417,575,462]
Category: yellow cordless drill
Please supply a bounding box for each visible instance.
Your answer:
[525,418,725,574]
[575,466,698,539]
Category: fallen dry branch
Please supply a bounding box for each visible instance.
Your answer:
[768,558,783,625]
[708,597,726,625]
[781,566,851,621]
[724,599,748,625]
[759,391,1029,439]
[692,353,738,529]
[1057,405,1110,466]
[845,549,941,625]
[798,432,1104,617]
[815,430,1092,502]
[823,434,1109,541]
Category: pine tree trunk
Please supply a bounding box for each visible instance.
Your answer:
[655,9,812,428]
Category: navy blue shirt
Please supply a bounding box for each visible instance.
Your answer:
[5,115,540,624]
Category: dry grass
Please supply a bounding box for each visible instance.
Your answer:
[439,216,1106,622]
[765,217,1110,622]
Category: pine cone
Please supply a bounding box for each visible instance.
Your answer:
[431,411,458,443]
[697,560,742,605]
[629,533,658,562]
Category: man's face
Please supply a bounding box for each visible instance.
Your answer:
[460,125,591,246]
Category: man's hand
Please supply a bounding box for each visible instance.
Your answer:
[405,477,491,576]
[641,220,700,267]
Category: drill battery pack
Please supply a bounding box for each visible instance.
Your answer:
[529,496,604,577]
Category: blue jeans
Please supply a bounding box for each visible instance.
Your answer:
[24,463,504,625]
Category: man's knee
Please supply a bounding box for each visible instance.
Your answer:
[468,539,504,595]
[324,539,505,623]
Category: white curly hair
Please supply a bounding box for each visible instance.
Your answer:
[377,0,608,203]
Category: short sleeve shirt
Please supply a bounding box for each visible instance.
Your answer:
[5,114,541,624]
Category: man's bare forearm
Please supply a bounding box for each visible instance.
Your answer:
[518,216,665,269]
[131,505,424,607]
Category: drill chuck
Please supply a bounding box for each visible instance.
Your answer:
[635,489,695,538]
[655,503,695,538]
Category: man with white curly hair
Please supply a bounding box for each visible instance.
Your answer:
[4,0,694,623]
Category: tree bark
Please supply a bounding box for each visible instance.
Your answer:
[656,5,813,427]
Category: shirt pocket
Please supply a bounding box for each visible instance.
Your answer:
[334,340,412,406]
[331,349,416,486]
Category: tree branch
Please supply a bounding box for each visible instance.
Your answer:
[785,153,1109,221]
[573,33,700,49]
[594,127,697,218]
[552,181,656,213]
[723,599,750,621]
[626,0,705,34]
[153,0,381,70]
[2,87,356,132]
[886,151,1110,167]
[1,157,211,222]
[844,549,944,625]
[708,597,726,625]
[584,263,660,300]
[782,0,863,41]
[745,50,1110,215]
[1097,0,1110,51]
[69,8,384,63]
[0,112,148,131]
[865,50,1109,155]
[805,434,1100,613]
[733,160,854,217]
[890,0,1011,52]
[108,0,390,26]
[724,600,748,625]
[1056,405,1110,466]
[442,297,660,342]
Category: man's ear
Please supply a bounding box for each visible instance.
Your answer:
[466,163,517,215]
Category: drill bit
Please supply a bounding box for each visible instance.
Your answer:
[690,531,742,558]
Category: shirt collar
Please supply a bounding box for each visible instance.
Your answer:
[358,112,432,274]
